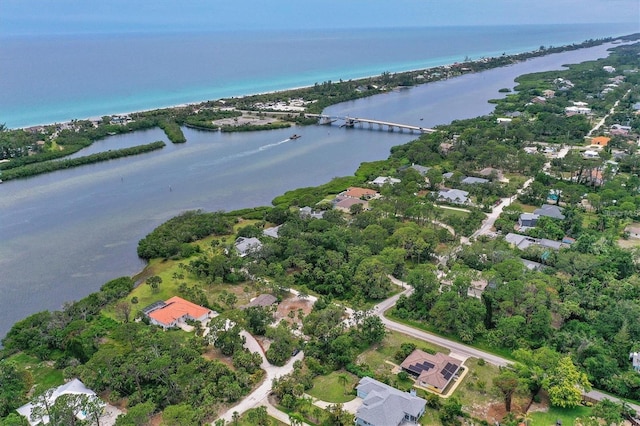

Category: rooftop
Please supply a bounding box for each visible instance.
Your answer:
[355,377,426,426]
[533,204,565,220]
[400,349,462,391]
[235,236,263,257]
[438,188,469,204]
[343,187,379,199]
[505,233,565,251]
[263,225,282,238]
[334,197,368,210]
[243,293,278,309]
[410,164,431,175]
[461,176,489,185]
[371,176,401,186]
[17,379,102,425]
[147,296,212,327]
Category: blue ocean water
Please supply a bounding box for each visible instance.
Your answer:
[0,23,637,128]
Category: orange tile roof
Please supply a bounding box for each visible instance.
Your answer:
[344,187,378,198]
[592,136,610,146]
[148,296,211,327]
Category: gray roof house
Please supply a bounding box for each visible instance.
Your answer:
[518,213,539,229]
[521,258,545,271]
[442,172,455,179]
[505,233,565,251]
[355,377,426,426]
[263,225,281,239]
[533,204,565,220]
[242,293,278,309]
[299,206,325,219]
[437,188,469,204]
[461,176,489,185]
[410,164,431,176]
[235,237,263,257]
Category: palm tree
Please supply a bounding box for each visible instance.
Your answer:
[231,411,239,425]
[289,412,304,426]
[337,373,349,396]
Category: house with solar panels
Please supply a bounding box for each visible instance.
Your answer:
[400,349,462,393]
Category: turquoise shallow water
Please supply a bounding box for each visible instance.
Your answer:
[0,23,637,128]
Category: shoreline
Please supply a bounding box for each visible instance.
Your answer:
[15,35,635,131]
[116,39,638,296]
[0,31,637,345]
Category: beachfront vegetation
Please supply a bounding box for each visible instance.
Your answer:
[0,141,165,181]
[2,34,634,183]
[2,37,640,426]
[158,120,186,143]
[220,122,291,132]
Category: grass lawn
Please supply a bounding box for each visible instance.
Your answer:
[456,357,502,410]
[9,352,64,394]
[385,313,515,361]
[307,371,358,403]
[438,208,470,220]
[357,330,450,379]
[236,408,288,426]
[420,407,443,425]
[106,247,264,321]
[529,405,592,426]
[510,201,537,213]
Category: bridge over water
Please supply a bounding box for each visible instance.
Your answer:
[306,114,435,134]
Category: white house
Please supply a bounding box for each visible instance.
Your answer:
[235,237,263,257]
[631,352,640,372]
[17,379,105,426]
[437,189,469,205]
[355,377,426,426]
[565,106,591,115]
[582,150,600,159]
[371,176,401,186]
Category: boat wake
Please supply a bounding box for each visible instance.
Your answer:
[190,138,295,169]
[258,138,295,151]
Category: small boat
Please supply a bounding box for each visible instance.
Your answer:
[290,134,301,140]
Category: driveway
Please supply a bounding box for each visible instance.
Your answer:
[214,332,304,424]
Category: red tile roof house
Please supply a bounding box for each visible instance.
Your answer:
[146,296,215,330]
[400,349,462,393]
[341,187,380,200]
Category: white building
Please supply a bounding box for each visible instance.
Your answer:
[631,352,640,372]
[371,176,401,186]
[17,379,105,425]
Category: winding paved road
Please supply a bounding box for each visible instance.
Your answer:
[381,276,640,415]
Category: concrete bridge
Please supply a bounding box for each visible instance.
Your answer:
[306,114,435,134]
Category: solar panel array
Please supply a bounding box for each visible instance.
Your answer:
[142,300,166,315]
[407,361,435,376]
[441,362,459,381]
